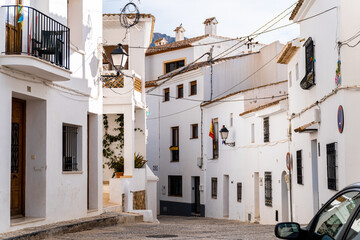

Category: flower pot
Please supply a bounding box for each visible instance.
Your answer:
[115,172,124,178]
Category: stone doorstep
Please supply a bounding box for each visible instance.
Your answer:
[0,212,143,240]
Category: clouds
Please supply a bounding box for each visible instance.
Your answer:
[103,0,299,44]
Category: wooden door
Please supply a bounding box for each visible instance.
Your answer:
[11,99,25,217]
[194,177,200,214]
[5,0,23,54]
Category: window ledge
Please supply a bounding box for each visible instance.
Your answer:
[62,171,83,174]
[170,161,179,163]
[168,195,182,197]
[190,137,199,140]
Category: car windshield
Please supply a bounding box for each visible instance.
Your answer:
[314,191,360,239]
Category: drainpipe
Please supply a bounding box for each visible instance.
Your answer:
[288,118,293,222]
[200,107,204,168]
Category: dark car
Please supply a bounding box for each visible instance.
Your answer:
[275,183,360,240]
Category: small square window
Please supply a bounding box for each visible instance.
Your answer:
[190,81,197,96]
[177,84,184,99]
[164,88,170,102]
[191,124,198,139]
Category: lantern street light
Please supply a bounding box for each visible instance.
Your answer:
[219,125,235,147]
[110,43,128,72]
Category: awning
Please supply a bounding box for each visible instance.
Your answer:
[294,121,319,133]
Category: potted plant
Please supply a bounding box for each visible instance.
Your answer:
[105,156,124,178]
[134,153,147,168]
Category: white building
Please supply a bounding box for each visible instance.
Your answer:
[201,81,289,225]
[146,15,285,216]
[0,0,103,233]
[102,13,158,222]
[277,0,360,224]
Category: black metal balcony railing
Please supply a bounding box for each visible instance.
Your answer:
[2,5,70,70]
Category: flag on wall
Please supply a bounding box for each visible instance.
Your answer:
[209,120,215,140]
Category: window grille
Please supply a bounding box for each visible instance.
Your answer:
[237,182,242,202]
[297,150,303,184]
[171,127,179,161]
[63,125,78,171]
[168,176,182,197]
[213,120,219,159]
[211,178,217,199]
[327,143,337,190]
[263,117,269,142]
[265,172,272,207]
[300,37,315,89]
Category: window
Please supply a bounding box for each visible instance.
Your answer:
[263,117,269,143]
[300,37,315,90]
[103,45,129,70]
[237,183,242,202]
[313,191,360,239]
[191,124,198,139]
[251,123,255,143]
[190,81,197,96]
[168,176,182,197]
[265,172,272,207]
[165,60,185,73]
[295,63,299,80]
[230,113,233,127]
[212,119,219,159]
[170,127,179,161]
[289,71,292,88]
[164,88,170,102]
[63,125,80,171]
[297,150,303,185]
[211,178,217,199]
[327,143,337,191]
[177,84,183,99]
[344,198,360,240]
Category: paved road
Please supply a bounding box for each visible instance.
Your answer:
[53,216,277,240]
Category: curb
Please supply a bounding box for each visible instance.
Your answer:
[1,212,143,240]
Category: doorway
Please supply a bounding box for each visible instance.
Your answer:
[11,98,26,217]
[223,175,229,217]
[192,177,201,215]
[5,0,22,54]
[311,139,319,214]
[254,172,260,221]
[281,171,289,221]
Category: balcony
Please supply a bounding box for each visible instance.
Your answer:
[0,5,71,81]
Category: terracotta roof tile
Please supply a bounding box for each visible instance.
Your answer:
[146,35,209,56]
[289,0,304,20]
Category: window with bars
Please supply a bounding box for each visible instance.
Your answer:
[263,117,269,142]
[265,172,272,207]
[177,84,184,99]
[327,143,337,191]
[297,150,303,185]
[237,182,242,202]
[213,119,219,159]
[191,124,198,139]
[164,88,170,102]
[170,127,179,161]
[211,178,217,199]
[168,175,182,197]
[190,81,197,96]
[62,125,79,171]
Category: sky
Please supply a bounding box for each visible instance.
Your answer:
[103,0,300,44]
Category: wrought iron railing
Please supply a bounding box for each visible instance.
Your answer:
[2,5,70,69]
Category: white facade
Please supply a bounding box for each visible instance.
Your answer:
[146,32,286,216]
[102,14,158,222]
[202,83,289,224]
[279,0,360,224]
[0,0,103,233]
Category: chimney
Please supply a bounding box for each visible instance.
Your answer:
[174,24,185,42]
[203,17,218,36]
[154,38,168,46]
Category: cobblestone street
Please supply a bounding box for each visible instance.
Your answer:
[53,216,277,240]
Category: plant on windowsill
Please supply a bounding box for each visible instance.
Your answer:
[134,152,147,168]
[103,114,125,178]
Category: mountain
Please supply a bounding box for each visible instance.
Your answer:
[150,33,175,47]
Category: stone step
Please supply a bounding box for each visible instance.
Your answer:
[0,212,143,240]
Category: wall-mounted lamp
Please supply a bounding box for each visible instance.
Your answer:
[110,44,129,76]
[219,125,235,147]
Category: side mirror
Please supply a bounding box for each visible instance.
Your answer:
[274,222,301,239]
